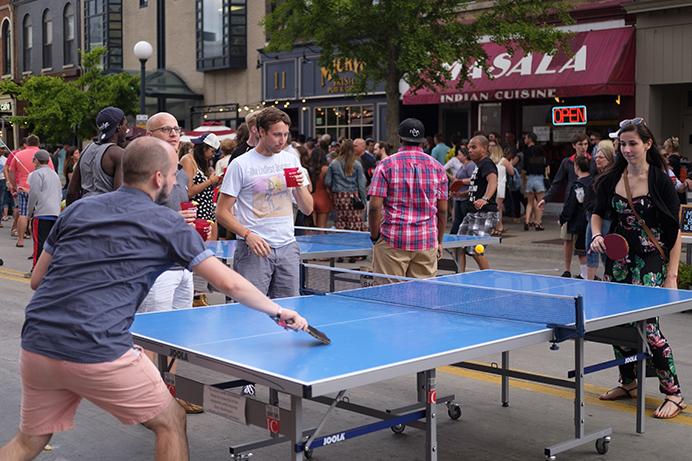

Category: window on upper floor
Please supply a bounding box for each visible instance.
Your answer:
[196,0,247,71]
[64,3,75,66]
[140,0,148,7]
[23,14,31,72]
[85,0,123,70]
[1,20,11,75]
[42,9,53,69]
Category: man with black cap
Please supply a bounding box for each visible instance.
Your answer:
[66,106,128,205]
[27,150,61,270]
[368,118,448,282]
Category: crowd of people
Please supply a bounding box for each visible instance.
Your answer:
[0,107,689,461]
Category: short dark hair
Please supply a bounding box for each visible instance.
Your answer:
[26,134,40,146]
[571,132,588,144]
[256,107,291,132]
[574,155,590,173]
[123,137,173,185]
[525,132,538,143]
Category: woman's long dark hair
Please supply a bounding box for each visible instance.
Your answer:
[308,148,328,187]
[193,143,212,175]
[595,122,666,194]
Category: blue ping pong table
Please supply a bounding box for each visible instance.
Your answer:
[131,270,692,461]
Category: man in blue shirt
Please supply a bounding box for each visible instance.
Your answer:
[431,133,449,165]
[0,137,307,461]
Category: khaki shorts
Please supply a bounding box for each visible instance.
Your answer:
[372,237,438,284]
[20,347,172,435]
[560,222,570,241]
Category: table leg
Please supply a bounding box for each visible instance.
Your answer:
[686,243,691,265]
[291,395,304,461]
[501,351,510,407]
[421,369,438,461]
[635,320,646,434]
[329,258,335,292]
[574,336,585,439]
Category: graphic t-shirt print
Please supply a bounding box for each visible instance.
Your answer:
[247,164,293,219]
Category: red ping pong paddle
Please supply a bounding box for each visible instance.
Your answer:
[274,318,331,345]
[603,234,629,261]
[450,179,465,193]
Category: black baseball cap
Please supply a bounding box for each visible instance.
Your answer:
[398,118,425,143]
[96,107,125,143]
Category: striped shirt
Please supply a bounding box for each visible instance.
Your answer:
[368,146,448,251]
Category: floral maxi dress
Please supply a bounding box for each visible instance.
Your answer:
[604,193,681,396]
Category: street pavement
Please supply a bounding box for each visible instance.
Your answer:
[1,209,691,460]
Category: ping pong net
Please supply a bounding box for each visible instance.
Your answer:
[303,264,583,333]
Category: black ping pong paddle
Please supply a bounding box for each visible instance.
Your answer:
[603,233,628,261]
[274,318,331,345]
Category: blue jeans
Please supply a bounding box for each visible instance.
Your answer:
[585,214,611,268]
[0,179,6,213]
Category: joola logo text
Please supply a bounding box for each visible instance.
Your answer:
[323,433,346,445]
[169,348,189,361]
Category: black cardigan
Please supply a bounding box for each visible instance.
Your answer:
[593,166,680,256]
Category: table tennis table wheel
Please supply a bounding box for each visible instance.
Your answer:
[595,436,610,455]
[304,447,314,459]
[390,424,406,434]
[447,403,462,420]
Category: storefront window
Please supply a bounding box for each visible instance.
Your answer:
[314,105,374,140]
[478,103,501,136]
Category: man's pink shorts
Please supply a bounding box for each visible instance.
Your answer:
[20,346,173,435]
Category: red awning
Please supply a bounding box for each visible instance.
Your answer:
[403,27,635,105]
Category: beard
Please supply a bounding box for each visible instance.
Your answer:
[155,178,171,204]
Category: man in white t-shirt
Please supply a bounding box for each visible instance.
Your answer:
[217,107,313,299]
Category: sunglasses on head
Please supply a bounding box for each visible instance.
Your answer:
[619,117,645,129]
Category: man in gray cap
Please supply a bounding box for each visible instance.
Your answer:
[27,150,61,271]
[368,118,448,282]
[66,107,129,205]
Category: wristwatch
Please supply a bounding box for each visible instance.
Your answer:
[481,196,490,202]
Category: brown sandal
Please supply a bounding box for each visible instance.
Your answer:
[653,396,687,419]
[599,385,637,401]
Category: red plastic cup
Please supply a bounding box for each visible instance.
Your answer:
[194,219,211,241]
[180,201,197,211]
[284,167,300,187]
[681,166,688,182]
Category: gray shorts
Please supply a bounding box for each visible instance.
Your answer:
[233,240,300,299]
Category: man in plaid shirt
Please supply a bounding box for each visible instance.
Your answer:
[368,118,448,282]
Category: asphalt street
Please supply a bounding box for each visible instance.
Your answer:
[1,213,691,460]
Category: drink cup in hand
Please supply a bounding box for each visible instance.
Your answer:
[194,219,212,241]
[180,201,198,212]
[284,167,300,188]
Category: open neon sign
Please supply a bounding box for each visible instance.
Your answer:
[552,105,587,126]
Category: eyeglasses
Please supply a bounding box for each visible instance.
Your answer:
[150,126,182,135]
[618,118,645,129]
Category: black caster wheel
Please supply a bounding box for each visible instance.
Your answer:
[391,424,406,434]
[447,403,462,420]
[304,448,313,459]
[545,456,556,461]
[595,436,610,455]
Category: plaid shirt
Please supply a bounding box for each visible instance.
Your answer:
[368,146,448,251]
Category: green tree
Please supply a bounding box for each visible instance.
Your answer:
[264,0,571,145]
[0,48,139,145]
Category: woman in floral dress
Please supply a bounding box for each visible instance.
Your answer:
[590,119,685,419]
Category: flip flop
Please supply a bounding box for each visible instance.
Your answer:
[653,397,687,419]
[15,242,24,248]
[599,385,637,401]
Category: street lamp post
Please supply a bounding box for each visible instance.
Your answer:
[133,41,153,116]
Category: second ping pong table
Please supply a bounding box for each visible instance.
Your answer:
[207,229,498,290]
[132,270,692,460]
